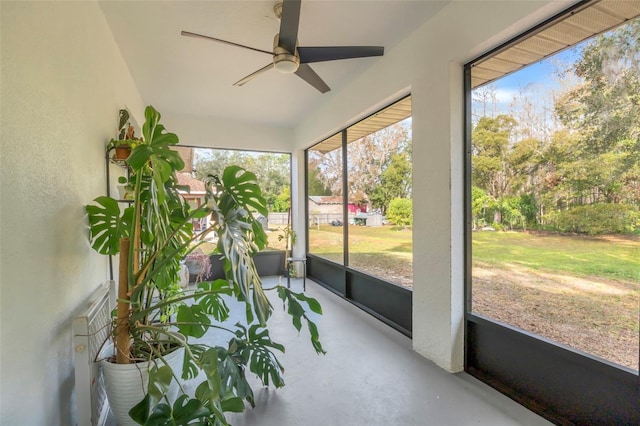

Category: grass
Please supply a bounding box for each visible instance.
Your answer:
[306,225,639,369]
[308,224,412,254]
[472,230,639,370]
[308,224,413,286]
[306,225,640,287]
[472,231,640,282]
[203,225,639,286]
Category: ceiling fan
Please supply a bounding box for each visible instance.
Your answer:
[181,0,384,93]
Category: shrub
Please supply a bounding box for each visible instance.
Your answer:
[495,194,537,230]
[550,203,639,235]
[387,198,413,228]
[471,186,495,228]
[498,196,524,230]
[491,222,505,231]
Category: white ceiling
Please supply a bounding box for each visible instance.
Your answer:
[99,1,447,128]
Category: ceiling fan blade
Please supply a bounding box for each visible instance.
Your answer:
[298,46,384,63]
[278,0,301,53]
[233,63,275,87]
[181,31,273,56]
[295,64,330,93]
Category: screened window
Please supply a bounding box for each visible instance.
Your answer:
[307,96,413,287]
[307,143,345,265]
[188,147,292,250]
[469,15,640,372]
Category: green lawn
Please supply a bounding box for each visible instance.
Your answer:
[308,224,413,286]
[472,231,640,282]
[307,226,639,283]
[203,225,640,285]
[308,224,412,254]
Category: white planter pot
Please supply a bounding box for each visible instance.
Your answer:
[102,346,185,425]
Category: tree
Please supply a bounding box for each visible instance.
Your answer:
[308,149,343,196]
[346,122,411,204]
[272,185,291,212]
[471,186,494,228]
[557,20,640,152]
[387,198,413,228]
[472,115,517,199]
[497,194,537,230]
[307,160,333,196]
[368,150,412,214]
[554,19,640,207]
[472,84,499,121]
[310,121,411,203]
[195,150,291,211]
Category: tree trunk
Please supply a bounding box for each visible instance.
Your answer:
[116,238,131,364]
[493,209,502,224]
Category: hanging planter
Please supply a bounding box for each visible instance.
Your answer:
[114,146,132,160]
[107,110,141,161]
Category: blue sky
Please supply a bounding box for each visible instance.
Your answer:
[490,46,581,106]
[473,38,596,118]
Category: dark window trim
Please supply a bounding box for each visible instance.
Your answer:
[304,148,309,254]
[305,94,412,278]
[341,129,349,266]
[304,95,413,335]
[463,1,639,424]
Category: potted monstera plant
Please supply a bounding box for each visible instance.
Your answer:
[86,106,324,425]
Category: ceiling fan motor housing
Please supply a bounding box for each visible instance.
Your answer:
[273,34,300,73]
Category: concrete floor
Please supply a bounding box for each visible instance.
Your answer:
[105,276,552,425]
[217,277,552,426]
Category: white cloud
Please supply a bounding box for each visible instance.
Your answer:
[494,88,518,104]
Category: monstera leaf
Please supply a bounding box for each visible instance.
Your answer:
[128,106,184,204]
[206,167,272,325]
[237,324,285,388]
[278,287,325,355]
[85,196,132,255]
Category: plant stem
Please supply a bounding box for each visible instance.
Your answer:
[116,238,131,364]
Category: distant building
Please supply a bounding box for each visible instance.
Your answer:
[308,196,343,215]
[308,196,367,225]
[177,172,209,233]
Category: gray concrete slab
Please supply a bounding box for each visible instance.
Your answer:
[219,277,552,426]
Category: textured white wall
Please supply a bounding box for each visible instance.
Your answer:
[0,1,144,424]
[294,1,572,371]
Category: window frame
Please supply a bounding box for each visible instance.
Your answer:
[463,1,639,424]
[304,95,414,335]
